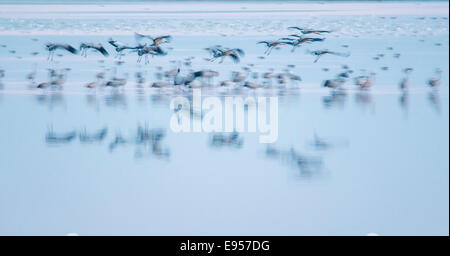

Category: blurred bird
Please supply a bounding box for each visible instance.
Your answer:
[323,78,345,89]
[257,41,287,55]
[399,68,413,91]
[79,43,109,57]
[206,46,245,63]
[135,33,172,47]
[108,38,140,58]
[46,43,78,61]
[427,68,442,88]
[308,49,350,63]
[281,36,325,52]
[288,27,331,35]
[354,73,376,89]
[0,68,5,81]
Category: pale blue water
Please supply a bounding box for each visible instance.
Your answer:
[0,2,448,235]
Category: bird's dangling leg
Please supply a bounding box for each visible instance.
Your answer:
[314,56,321,63]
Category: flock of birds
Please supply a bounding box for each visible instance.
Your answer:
[257,26,349,63]
[0,25,444,175]
[45,33,171,62]
[0,26,446,95]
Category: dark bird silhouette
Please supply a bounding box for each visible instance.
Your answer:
[79,43,109,57]
[206,46,245,63]
[323,78,345,89]
[288,27,331,35]
[281,37,325,52]
[135,45,167,64]
[308,49,350,63]
[46,43,78,61]
[257,41,287,55]
[191,70,219,85]
[108,38,140,58]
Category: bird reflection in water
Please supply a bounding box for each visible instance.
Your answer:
[80,127,108,143]
[355,91,375,112]
[322,90,347,109]
[35,92,66,110]
[428,91,441,114]
[136,88,147,105]
[134,125,170,159]
[109,133,127,152]
[265,145,324,179]
[307,133,349,151]
[210,131,243,149]
[104,92,127,109]
[150,94,171,106]
[45,127,77,144]
[172,95,203,120]
[399,92,409,118]
[86,93,100,111]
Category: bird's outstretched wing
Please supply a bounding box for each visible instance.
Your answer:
[154,35,172,42]
[228,53,240,63]
[232,48,245,57]
[135,32,153,42]
[329,51,350,57]
[96,44,109,57]
[257,41,271,46]
[289,34,303,38]
[279,37,295,41]
[108,38,120,48]
[316,30,331,33]
[61,44,78,54]
[152,46,167,56]
[207,46,224,57]
[288,26,304,31]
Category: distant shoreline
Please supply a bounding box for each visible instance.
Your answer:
[0,1,447,36]
[0,0,449,5]
[1,1,448,15]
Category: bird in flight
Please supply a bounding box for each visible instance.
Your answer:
[205,46,245,63]
[308,49,350,63]
[45,43,78,61]
[288,27,332,35]
[79,43,109,57]
[257,41,287,55]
